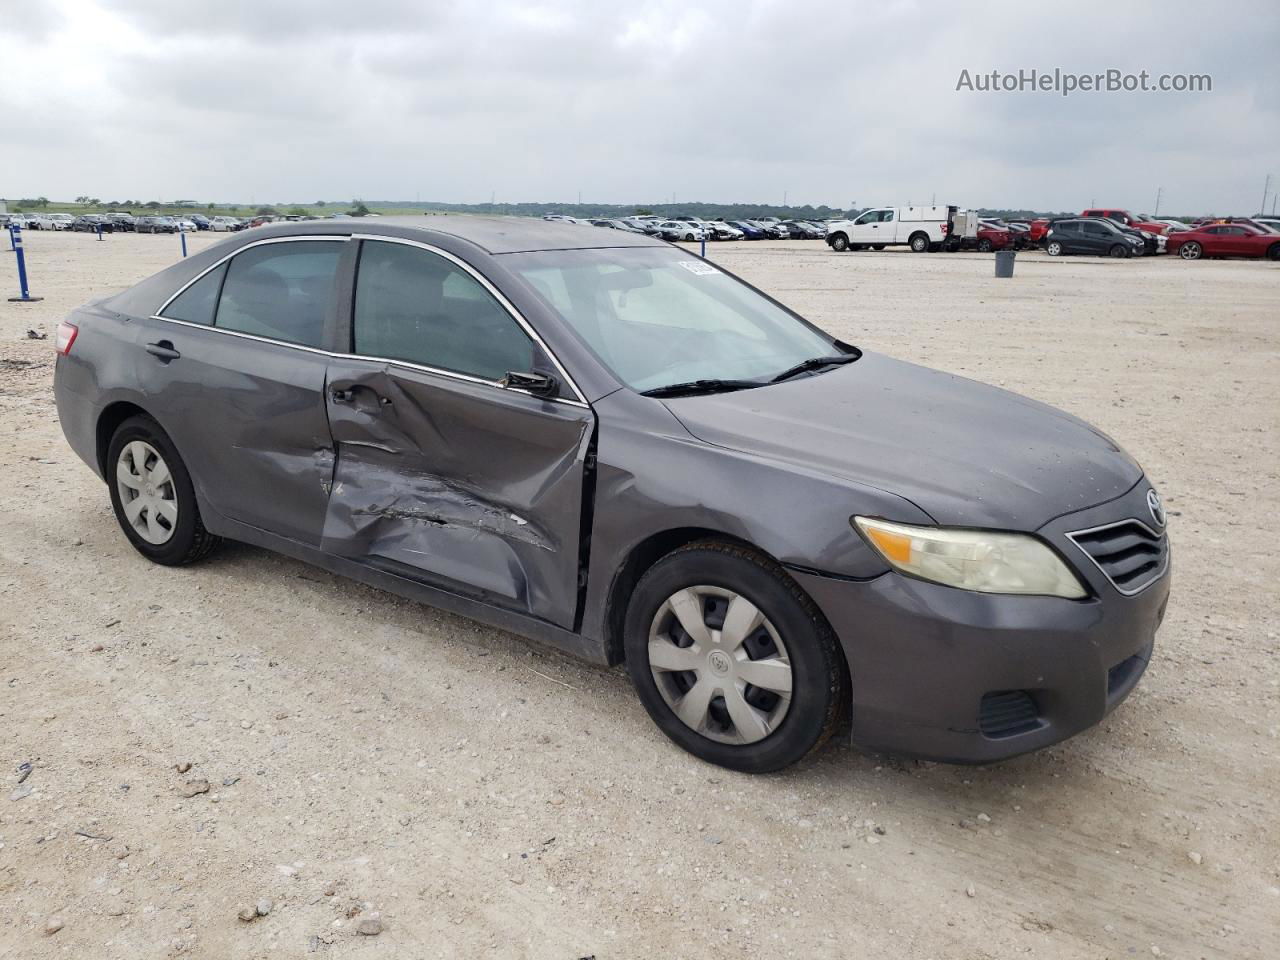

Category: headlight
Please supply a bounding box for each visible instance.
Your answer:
[853,517,1087,599]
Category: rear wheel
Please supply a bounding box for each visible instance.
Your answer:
[828,233,849,252]
[1109,244,1130,258]
[909,233,929,253]
[977,238,993,252]
[1179,242,1202,261]
[107,415,220,566]
[1046,240,1064,256]
[625,541,846,773]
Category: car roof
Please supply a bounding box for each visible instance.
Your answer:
[247,214,666,254]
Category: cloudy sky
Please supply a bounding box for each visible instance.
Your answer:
[2,0,1277,213]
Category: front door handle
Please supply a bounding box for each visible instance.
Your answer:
[145,340,180,362]
[331,388,354,403]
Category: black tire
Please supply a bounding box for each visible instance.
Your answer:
[1178,241,1202,261]
[1046,240,1064,256]
[106,415,221,566]
[828,233,849,252]
[1109,244,1130,259]
[977,238,992,252]
[908,232,929,253]
[871,244,885,250]
[624,540,847,773]
[1268,243,1280,261]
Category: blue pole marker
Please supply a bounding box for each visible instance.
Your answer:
[7,225,44,303]
[7,224,16,251]
[700,230,706,258]
[180,226,188,258]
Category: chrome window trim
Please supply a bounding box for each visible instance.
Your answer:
[1065,518,1169,597]
[151,233,589,408]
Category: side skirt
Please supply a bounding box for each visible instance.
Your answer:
[201,505,611,667]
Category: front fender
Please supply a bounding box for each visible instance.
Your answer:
[579,390,928,645]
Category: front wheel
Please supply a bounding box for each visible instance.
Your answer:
[107,415,221,566]
[977,238,992,252]
[828,233,849,252]
[1109,244,1130,258]
[1178,242,1202,260]
[1046,240,1063,256]
[624,541,846,773]
[1268,243,1280,261]
[909,233,929,253]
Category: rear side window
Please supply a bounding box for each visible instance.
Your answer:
[215,241,342,348]
[353,240,534,381]
[160,263,227,326]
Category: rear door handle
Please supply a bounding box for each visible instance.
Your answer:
[145,340,180,361]
[331,387,392,408]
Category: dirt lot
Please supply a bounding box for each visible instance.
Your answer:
[1,229,1277,959]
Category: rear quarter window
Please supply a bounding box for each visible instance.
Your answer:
[159,263,227,326]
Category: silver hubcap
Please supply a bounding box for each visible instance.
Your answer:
[116,440,178,545]
[648,586,792,745]
[1181,244,1199,259]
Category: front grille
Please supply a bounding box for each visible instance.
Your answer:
[1067,519,1167,596]
[979,691,1041,738]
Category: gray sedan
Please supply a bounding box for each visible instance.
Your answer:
[52,217,1170,772]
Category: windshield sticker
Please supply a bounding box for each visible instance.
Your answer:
[677,260,720,276]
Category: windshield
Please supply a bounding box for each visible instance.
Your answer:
[505,247,839,393]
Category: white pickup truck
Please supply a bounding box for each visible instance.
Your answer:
[825,205,966,253]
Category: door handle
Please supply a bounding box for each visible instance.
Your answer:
[145,340,180,361]
[331,388,354,403]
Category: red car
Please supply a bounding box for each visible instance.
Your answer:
[975,221,1014,251]
[1024,218,1051,243]
[1166,223,1280,261]
[1081,208,1168,236]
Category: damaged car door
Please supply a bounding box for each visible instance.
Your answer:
[146,237,346,544]
[320,238,594,628]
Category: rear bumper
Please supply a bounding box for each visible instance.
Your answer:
[795,564,1168,763]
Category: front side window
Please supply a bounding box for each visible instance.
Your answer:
[353,240,535,381]
[509,247,836,393]
[216,241,342,347]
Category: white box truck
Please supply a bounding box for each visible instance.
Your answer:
[825,205,973,253]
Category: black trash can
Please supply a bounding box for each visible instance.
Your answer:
[994,250,1016,278]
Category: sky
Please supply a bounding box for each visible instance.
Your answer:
[1,0,1277,214]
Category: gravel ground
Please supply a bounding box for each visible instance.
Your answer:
[1,229,1277,959]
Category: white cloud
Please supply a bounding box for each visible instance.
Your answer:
[0,0,1276,213]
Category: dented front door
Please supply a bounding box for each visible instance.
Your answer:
[319,360,594,628]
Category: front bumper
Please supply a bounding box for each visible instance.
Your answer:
[791,483,1171,763]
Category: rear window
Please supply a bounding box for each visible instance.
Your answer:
[215,241,342,348]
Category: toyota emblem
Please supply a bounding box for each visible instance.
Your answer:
[1146,489,1166,528]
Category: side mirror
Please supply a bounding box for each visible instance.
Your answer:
[501,370,558,398]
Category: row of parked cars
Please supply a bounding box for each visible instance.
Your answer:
[1038,210,1280,260]
[1,211,249,233]
[544,213,832,242]
[820,204,1280,261]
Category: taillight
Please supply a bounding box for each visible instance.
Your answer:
[55,321,78,356]
[941,223,949,235]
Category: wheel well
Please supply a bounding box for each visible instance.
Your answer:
[909,230,929,243]
[95,401,150,475]
[603,528,774,665]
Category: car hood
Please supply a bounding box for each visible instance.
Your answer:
[661,351,1142,530]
